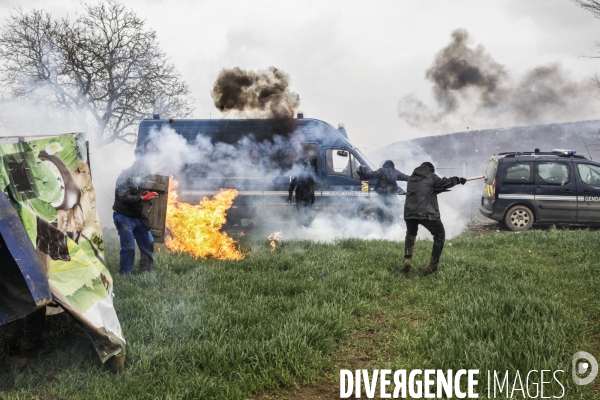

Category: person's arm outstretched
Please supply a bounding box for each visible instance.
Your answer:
[433,175,462,192]
[395,169,410,181]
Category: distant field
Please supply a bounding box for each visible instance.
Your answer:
[1,228,600,399]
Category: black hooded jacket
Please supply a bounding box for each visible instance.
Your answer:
[404,162,460,220]
[360,160,409,195]
[112,161,151,228]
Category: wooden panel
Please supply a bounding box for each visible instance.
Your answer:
[140,174,170,243]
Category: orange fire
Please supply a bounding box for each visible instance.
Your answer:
[268,230,283,251]
[166,178,244,260]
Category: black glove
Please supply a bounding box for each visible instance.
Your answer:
[287,197,292,204]
[460,177,467,185]
[357,165,366,174]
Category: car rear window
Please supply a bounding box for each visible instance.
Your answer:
[484,159,498,184]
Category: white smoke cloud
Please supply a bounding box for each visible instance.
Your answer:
[127,123,473,243]
[0,96,86,138]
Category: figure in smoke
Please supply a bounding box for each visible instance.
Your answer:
[288,160,316,227]
[357,160,409,223]
[402,162,466,275]
[112,159,157,275]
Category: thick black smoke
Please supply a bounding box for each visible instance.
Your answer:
[211,67,300,119]
[399,29,598,133]
[425,29,507,112]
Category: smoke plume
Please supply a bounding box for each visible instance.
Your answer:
[211,67,300,119]
[399,28,598,134]
[130,123,470,241]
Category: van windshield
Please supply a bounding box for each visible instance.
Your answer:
[353,148,377,170]
[484,159,498,184]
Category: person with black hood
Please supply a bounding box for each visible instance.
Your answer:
[357,160,409,221]
[113,159,157,275]
[358,160,409,197]
[288,160,316,227]
[403,162,466,275]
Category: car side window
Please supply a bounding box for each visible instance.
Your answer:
[326,149,352,178]
[503,163,533,184]
[577,164,600,187]
[536,162,570,185]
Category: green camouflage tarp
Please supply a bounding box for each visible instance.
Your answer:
[0,132,125,363]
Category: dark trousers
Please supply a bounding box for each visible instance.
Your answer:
[404,218,446,266]
[0,306,46,358]
[296,200,314,227]
[113,212,154,275]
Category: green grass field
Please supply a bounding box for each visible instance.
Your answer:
[2,227,600,399]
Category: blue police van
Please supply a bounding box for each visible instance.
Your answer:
[479,149,600,231]
[136,117,403,225]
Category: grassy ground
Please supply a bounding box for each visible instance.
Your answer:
[2,227,600,399]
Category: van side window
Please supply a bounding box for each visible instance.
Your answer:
[536,162,570,185]
[326,149,354,178]
[577,164,600,187]
[504,163,533,184]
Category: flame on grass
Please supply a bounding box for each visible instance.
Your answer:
[166,178,244,260]
[268,230,283,251]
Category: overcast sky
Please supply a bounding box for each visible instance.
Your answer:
[1,0,600,153]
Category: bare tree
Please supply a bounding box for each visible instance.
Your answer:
[0,1,193,146]
[573,0,600,18]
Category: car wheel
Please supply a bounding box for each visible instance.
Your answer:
[504,205,534,231]
[360,206,385,222]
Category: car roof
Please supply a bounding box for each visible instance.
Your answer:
[494,151,588,162]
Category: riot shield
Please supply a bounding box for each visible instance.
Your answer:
[140,174,170,243]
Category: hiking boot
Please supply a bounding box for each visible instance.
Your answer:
[402,258,412,273]
[424,263,438,276]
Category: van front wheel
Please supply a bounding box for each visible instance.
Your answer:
[360,206,384,222]
[360,206,394,224]
[504,205,534,231]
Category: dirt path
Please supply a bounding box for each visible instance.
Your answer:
[253,296,411,400]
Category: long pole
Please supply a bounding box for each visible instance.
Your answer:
[466,175,485,181]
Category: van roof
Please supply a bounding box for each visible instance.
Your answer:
[137,118,349,146]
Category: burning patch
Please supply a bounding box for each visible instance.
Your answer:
[268,230,283,251]
[166,178,244,260]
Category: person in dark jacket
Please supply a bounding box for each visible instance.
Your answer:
[358,160,409,222]
[113,159,157,275]
[403,162,466,275]
[358,160,409,197]
[288,162,316,227]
